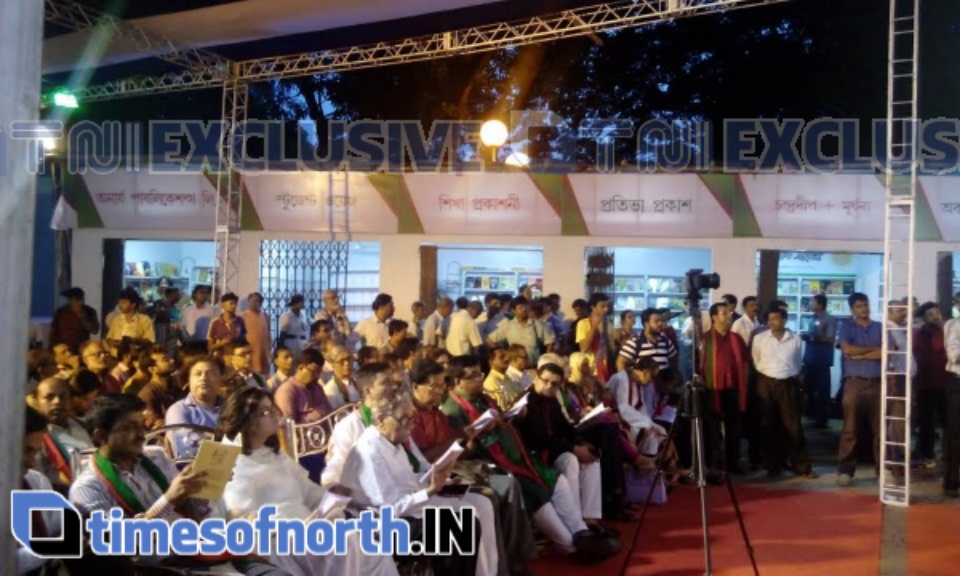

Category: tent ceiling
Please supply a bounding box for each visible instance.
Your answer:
[43,0,533,75]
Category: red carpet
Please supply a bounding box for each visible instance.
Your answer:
[532,484,884,576]
[906,502,960,576]
[530,484,960,576]
[624,484,882,576]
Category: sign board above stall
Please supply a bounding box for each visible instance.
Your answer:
[67,170,959,241]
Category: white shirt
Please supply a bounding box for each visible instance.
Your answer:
[323,375,361,410]
[181,303,214,340]
[731,315,758,348]
[945,318,960,376]
[682,310,713,339]
[751,329,802,379]
[266,370,289,392]
[279,311,308,354]
[446,309,482,356]
[421,311,445,347]
[340,426,435,518]
[321,410,366,487]
[353,316,390,349]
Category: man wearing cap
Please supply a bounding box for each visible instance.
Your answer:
[50,287,100,351]
[278,294,309,357]
[208,292,247,356]
[105,288,155,351]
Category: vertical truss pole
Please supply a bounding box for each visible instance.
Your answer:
[880,0,920,507]
[213,64,247,298]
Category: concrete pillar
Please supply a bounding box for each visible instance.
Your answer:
[0,0,45,571]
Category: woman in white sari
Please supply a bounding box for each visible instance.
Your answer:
[220,386,399,576]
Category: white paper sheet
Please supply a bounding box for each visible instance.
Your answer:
[503,393,530,420]
[419,440,465,483]
[471,408,499,432]
[575,404,610,428]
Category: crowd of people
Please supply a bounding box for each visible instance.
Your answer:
[19,282,960,575]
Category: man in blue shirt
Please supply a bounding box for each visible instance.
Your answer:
[835,293,883,486]
[802,294,838,428]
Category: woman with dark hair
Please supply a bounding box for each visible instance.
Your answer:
[165,355,225,458]
[219,386,399,576]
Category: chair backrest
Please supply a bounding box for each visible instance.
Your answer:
[145,424,218,465]
[69,447,98,477]
[279,402,359,460]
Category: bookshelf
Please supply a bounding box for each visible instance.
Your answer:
[459,269,542,301]
[611,274,687,327]
[777,275,856,332]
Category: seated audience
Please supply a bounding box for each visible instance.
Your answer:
[442,355,619,560]
[165,355,225,458]
[340,388,495,576]
[28,376,94,491]
[410,359,537,575]
[323,345,362,409]
[266,346,294,391]
[219,386,400,576]
[274,348,333,424]
[69,395,289,575]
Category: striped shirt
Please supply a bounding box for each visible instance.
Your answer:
[69,446,210,524]
[619,331,678,369]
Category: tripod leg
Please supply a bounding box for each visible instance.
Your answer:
[724,474,761,576]
[692,415,713,576]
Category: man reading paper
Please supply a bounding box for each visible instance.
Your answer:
[441,355,619,561]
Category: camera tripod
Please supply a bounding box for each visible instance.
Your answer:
[632,297,759,576]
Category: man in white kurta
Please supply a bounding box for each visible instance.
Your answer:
[342,418,498,576]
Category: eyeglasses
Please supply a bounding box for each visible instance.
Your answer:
[84,350,108,358]
[461,372,483,381]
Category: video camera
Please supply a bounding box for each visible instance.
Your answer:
[684,268,721,302]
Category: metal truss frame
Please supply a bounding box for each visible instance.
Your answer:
[212,64,248,297]
[61,0,788,102]
[44,0,231,74]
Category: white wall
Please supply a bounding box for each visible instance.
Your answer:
[73,229,953,327]
[611,247,712,278]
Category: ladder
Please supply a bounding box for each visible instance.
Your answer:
[879,0,920,507]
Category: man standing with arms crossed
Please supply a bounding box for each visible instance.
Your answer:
[835,293,883,487]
